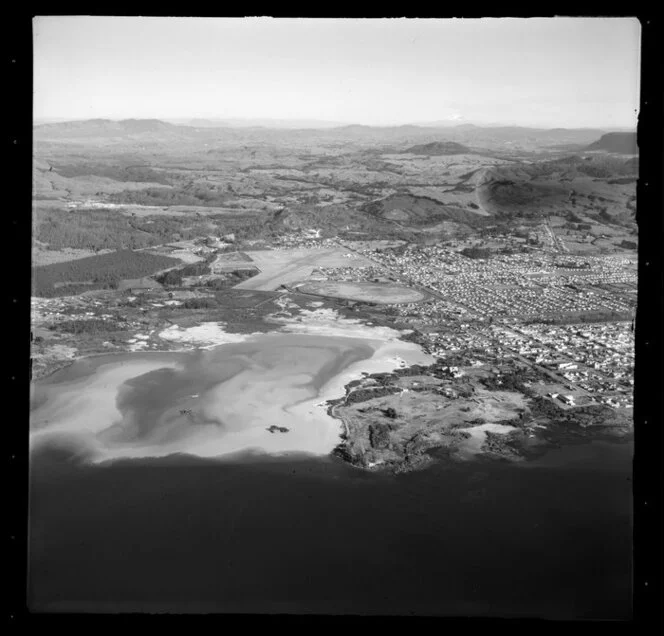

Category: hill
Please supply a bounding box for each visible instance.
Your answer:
[268,204,407,239]
[475,167,572,218]
[363,193,484,227]
[176,118,348,129]
[474,154,637,222]
[402,141,472,155]
[586,132,638,155]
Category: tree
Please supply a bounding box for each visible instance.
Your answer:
[158,270,183,286]
[460,246,492,260]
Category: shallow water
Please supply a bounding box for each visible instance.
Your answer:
[30,333,424,462]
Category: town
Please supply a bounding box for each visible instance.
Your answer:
[31,220,636,415]
[255,225,636,412]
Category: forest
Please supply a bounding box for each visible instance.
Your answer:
[36,209,161,251]
[33,250,180,297]
[155,261,212,286]
[34,208,271,252]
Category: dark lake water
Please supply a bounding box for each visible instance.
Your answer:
[28,438,633,617]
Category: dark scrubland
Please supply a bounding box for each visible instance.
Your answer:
[49,318,122,335]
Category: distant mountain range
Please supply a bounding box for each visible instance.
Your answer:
[34,116,636,131]
[169,118,350,129]
[34,118,180,136]
[33,117,635,152]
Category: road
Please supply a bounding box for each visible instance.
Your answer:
[544,222,569,254]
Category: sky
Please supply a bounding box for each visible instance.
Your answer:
[33,17,641,128]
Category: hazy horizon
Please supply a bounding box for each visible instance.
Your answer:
[33,17,641,129]
[31,115,636,132]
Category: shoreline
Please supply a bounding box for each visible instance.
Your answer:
[32,306,632,471]
[30,328,430,464]
[30,356,185,447]
[31,321,267,382]
[323,360,634,473]
[31,305,413,382]
[32,345,203,382]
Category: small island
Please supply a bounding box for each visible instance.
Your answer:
[267,425,290,434]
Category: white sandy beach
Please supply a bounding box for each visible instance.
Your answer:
[158,322,254,348]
